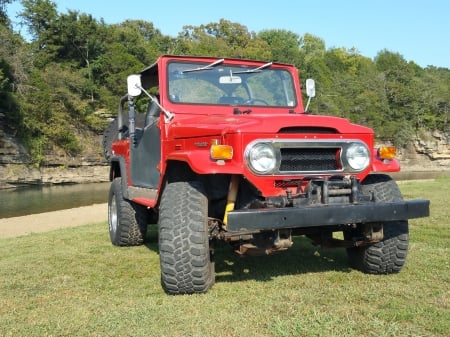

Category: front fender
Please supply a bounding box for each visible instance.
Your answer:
[371,156,401,173]
[166,150,243,175]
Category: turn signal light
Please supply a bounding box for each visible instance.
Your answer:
[211,145,233,160]
[377,146,397,160]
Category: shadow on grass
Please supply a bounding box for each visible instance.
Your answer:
[214,236,352,283]
[144,226,352,284]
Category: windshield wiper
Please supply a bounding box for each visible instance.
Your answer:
[233,62,273,74]
[181,58,225,73]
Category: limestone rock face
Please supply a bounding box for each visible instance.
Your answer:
[0,128,30,165]
[0,129,108,189]
[395,131,450,171]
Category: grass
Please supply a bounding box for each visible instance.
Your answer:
[0,175,449,337]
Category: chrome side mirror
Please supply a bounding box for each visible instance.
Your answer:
[306,78,315,98]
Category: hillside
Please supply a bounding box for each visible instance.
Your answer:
[1,5,449,187]
[0,116,109,188]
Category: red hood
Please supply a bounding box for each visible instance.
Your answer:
[167,113,373,138]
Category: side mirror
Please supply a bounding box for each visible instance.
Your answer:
[127,74,142,97]
[306,78,315,98]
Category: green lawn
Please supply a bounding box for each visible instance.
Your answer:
[1,175,449,337]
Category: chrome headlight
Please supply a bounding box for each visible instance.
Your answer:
[246,142,277,174]
[345,143,370,171]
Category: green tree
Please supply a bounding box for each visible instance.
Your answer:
[0,0,13,26]
[258,29,301,64]
[177,19,271,59]
[420,66,450,132]
[18,0,57,48]
[374,50,425,145]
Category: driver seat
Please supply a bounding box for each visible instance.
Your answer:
[217,96,244,105]
[145,95,161,128]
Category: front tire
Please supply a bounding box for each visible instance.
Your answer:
[108,177,148,246]
[158,181,215,294]
[345,174,409,274]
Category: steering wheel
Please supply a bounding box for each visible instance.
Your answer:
[244,98,269,106]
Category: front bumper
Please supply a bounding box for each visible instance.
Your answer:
[226,199,429,232]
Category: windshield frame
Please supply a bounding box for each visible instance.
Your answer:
[165,60,298,109]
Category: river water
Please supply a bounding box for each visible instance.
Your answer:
[0,171,447,219]
[0,182,110,219]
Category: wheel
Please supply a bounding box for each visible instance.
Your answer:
[103,118,121,161]
[345,174,409,274]
[108,177,148,246]
[158,181,215,294]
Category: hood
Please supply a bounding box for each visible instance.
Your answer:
[168,113,373,139]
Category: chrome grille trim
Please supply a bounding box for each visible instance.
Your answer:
[244,139,369,176]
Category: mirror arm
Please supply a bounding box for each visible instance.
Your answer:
[117,94,128,140]
[127,95,137,145]
[137,84,175,122]
[304,78,316,113]
[304,96,312,113]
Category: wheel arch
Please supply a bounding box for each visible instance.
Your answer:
[109,156,130,200]
[164,159,198,183]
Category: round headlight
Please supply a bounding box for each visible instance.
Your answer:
[247,143,276,174]
[346,143,370,171]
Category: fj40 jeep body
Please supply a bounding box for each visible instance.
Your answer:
[104,55,429,294]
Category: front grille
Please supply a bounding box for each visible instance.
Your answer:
[280,148,339,172]
[274,179,303,188]
[245,139,368,175]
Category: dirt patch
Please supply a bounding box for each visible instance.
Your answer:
[0,203,108,238]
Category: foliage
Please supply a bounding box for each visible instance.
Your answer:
[1,2,449,163]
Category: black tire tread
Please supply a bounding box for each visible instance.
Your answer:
[159,181,214,294]
[108,178,148,246]
[103,119,119,161]
[346,174,409,274]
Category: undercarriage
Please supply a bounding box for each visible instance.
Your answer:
[207,175,429,256]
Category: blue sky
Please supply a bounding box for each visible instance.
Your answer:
[7,0,450,69]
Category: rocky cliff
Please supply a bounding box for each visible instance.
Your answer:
[0,126,109,189]
[395,130,450,171]
[0,125,449,189]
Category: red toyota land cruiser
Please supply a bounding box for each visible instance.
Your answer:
[103,55,429,294]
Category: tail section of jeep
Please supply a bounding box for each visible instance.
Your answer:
[104,55,429,294]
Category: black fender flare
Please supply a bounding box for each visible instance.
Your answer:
[109,156,131,200]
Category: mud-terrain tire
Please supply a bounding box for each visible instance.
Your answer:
[108,177,148,246]
[158,181,215,294]
[345,174,409,274]
[103,118,120,161]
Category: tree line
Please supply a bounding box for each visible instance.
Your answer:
[1,0,449,164]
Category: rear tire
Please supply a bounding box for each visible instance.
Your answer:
[103,118,120,161]
[102,114,145,160]
[345,174,409,274]
[108,177,148,246]
[158,181,215,294]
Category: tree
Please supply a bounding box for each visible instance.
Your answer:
[0,0,13,26]
[18,0,57,48]
[258,29,301,64]
[177,19,271,59]
[374,50,424,145]
[1,10,448,164]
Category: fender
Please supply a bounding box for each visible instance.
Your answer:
[371,154,401,173]
[165,150,243,175]
[109,156,132,200]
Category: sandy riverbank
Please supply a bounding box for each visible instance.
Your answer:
[0,203,108,238]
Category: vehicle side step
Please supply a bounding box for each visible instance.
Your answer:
[127,186,157,207]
